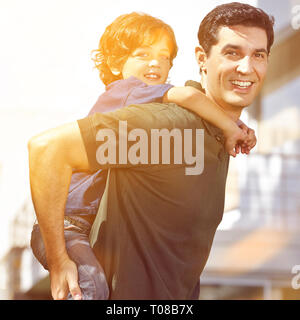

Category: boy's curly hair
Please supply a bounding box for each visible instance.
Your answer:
[92,12,178,86]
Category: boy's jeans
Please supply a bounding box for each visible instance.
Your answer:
[30,220,109,300]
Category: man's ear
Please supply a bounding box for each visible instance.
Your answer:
[195,46,207,74]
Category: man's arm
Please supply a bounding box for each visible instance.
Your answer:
[28,121,89,300]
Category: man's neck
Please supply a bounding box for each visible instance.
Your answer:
[207,92,242,122]
[200,77,242,122]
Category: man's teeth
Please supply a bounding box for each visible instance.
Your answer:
[231,80,252,88]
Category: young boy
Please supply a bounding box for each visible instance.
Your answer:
[30,12,255,300]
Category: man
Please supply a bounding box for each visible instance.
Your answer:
[28,2,274,300]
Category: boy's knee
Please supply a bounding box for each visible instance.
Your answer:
[66,264,109,300]
[78,266,109,300]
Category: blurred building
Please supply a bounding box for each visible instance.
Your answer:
[200,0,300,300]
[0,199,49,299]
[0,109,74,299]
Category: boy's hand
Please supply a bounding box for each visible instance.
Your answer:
[223,125,248,157]
[49,257,82,300]
[237,120,257,154]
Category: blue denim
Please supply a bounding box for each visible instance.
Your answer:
[30,221,109,300]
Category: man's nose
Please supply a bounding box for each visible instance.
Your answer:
[236,56,253,74]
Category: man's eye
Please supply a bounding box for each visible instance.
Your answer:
[254,53,265,59]
[225,51,238,56]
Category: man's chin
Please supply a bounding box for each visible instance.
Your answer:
[225,94,255,108]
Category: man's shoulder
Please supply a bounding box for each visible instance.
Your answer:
[125,101,201,119]
[120,102,207,132]
[184,80,204,93]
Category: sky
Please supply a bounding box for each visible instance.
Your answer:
[0,0,257,115]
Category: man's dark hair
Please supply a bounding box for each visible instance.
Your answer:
[198,2,275,55]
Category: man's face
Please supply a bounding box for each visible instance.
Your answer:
[198,25,269,112]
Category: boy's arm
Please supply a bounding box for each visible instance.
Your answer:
[164,86,247,157]
[28,121,89,300]
[236,119,257,153]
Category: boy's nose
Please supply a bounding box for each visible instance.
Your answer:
[148,59,160,67]
[236,56,253,74]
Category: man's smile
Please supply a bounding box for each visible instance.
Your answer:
[230,79,255,92]
[230,80,253,88]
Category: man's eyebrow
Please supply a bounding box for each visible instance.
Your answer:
[254,48,268,54]
[221,44,268,54]
[221,44,241,52]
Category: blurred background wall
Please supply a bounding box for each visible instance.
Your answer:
[0,0,299,299]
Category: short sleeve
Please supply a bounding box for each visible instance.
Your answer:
[125,83,173,106]
[77,102,199,172]
[87,77,172,116]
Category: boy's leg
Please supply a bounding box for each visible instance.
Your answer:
[64,225,109,300]
[30,223,49,269]
[30,222,109,300]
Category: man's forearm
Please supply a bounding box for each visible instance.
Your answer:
[28,122,90,269]
[28,135,72,267]
[28,122,90,299]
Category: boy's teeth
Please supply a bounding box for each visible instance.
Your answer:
[231,80,252,87]
[145,74,159,79]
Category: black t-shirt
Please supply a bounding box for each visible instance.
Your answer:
[78,94,229,299]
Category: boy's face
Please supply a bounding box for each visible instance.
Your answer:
[197,25,269,111]
[121,33,172,85]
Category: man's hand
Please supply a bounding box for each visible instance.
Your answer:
[49,257,82,300]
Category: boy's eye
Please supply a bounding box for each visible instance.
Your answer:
[133,51,149,58]
[138,53,149,57]
[160,55,170,60]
